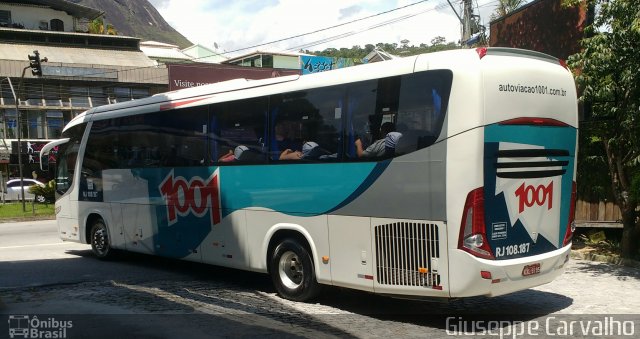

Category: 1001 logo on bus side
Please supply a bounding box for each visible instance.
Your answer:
[159,169,221,226]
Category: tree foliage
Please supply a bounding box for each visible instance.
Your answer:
[88,18,117,35]
[491,0,527,21]
[28,180,55,204]
[565,0,640,257]
[301,37,459,60]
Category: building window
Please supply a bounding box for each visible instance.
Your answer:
[27,111,45,139]
[131,88,149,99]
[70,87,89,108]
[262,55,273,68]
[3,109,17,139]
[1,84,15,105]
[43,84,61,107]
[89,87,108,107]
[50,19,64,31]
[113,87,131,103]
[46,111,64,138]
[0,10,11,27]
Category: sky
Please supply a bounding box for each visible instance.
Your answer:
[149,0,515,57]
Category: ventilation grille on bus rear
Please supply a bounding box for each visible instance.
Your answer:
[495,149,569,179]
[374,222,440,287]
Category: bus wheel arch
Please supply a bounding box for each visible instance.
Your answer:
[267,229,322,301]
[86,213,114,260]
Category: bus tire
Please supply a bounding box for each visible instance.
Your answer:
[269,238,321,302]
[90,218,114,259]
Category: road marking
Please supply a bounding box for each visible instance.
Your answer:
[0,242,72,250]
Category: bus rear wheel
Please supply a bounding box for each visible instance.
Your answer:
[90,218,113,259]
[269,238,321,302]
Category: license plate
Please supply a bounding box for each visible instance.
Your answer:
[522,263,541,276]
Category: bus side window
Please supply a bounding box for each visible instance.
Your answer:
[395,70,452,155]
[212,98,268,164]
[269,86,344,162]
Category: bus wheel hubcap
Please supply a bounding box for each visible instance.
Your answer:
[93,227,107,254]
[278,250,303,289]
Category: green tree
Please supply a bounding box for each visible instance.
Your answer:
[430,36,446,46]
[491,0,527,20]
[88,17,117,35]
[565,0,640,258]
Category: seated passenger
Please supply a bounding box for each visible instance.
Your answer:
[218,148,235,162]
[384,131,402,157]
[279,148,302,160]
[273,122,302,160]
[303,141,333,160]
[354,122,401,158]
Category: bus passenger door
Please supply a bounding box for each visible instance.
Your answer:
[107,203,126,250]
[57,192,80,241]
[328,215,374,291]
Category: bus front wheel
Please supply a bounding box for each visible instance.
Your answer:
[90,218,113,259]
[269,238,321,302]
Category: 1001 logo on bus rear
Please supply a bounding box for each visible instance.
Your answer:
[159,169,221,226]
[515,182,553,213]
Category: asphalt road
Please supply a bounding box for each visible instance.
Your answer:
[1,220,639,339]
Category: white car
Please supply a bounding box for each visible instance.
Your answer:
[3,178,46,203]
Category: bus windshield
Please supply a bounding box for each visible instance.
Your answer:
[55,123,85,196]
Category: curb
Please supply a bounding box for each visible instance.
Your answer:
[570,250,640,269]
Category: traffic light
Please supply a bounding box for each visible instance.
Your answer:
[28,50,42,76]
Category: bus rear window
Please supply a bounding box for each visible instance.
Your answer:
[347,70,452,158]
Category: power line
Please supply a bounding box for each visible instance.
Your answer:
[284,1,452,52]
[16,0,445,80]
[217,0,434,56]
[2,0,461,89]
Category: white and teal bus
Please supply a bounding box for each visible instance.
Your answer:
[41,48,577,301]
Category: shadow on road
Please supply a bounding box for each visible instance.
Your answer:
[570,259,640,281]
[1,249,587,336]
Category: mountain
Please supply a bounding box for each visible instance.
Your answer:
[70,0,192,48]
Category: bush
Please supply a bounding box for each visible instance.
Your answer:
[28,180,55,203]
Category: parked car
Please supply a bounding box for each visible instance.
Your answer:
[3,178,46,203]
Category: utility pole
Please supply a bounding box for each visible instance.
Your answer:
[447,0,477,45]
[462,0,474,43]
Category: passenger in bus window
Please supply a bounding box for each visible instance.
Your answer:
[304,141,336,160]
[278,141,332,161]
[279,148,302,160]
[354,122,401,158]
[273,122,302,160]
[233,145,250,161]
[218,147,235,162]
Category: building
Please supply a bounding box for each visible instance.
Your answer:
[223,50,303,70]
[223,50,363,75]
[140,40,193,64]
[181,43,227,64]
[489,0,589,60]
[0,0,166,179]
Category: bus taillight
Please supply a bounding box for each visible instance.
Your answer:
[559,59,569,70]
[458,187,495,260]
[562,181,577,247]
[476,47,488,59]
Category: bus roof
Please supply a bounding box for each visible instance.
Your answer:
[64,47,567,130]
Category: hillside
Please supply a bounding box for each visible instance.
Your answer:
[70,0,192,48]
